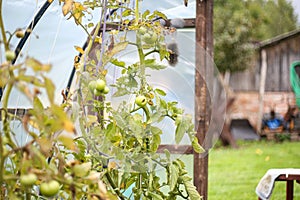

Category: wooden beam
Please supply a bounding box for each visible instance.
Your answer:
[0,108,28,119]
[194,0,213,199]
[182,18,196,28]
[157,145,193,154]
[102,18,196,31]
[257,50,267,134]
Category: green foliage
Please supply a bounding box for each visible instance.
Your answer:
[214,0,298,73]
[0,0,203,199]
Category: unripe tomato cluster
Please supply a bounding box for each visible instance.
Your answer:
[138,26,158,45]
[88,79,109,96]
[19,173,60,197]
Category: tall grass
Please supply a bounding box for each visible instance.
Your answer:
[208,141,300,200]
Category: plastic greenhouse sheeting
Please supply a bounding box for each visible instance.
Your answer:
[1,0,196,108]
[2,0,87,107]
[1,0,226,149]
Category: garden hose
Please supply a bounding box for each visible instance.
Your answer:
[290,61,300,108]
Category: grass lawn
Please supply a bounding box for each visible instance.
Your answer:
[208,140,300,200]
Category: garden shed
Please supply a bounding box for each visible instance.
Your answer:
[227,29,300,132]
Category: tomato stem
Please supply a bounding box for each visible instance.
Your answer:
[0,81,14,190]
[0,0,8,51]
[142,106,151,122]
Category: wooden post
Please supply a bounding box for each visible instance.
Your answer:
[257,49,267,134]
[194,0,213,200]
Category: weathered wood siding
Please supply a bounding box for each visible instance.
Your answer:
[229,31,300,92]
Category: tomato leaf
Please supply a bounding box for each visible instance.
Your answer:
[58,135,78,151]
[26,58,51,72]
[182,175,202,200]
[175,120,186,144]
[150,126,162,135]
[72,2,85,24]
[128,76,138,88]
[33,96,44,112]
[164,149,171,161]
[87,22,94,28]
[108,42,128,57]
[155,88,166,96]
[87,115,98,127]
[62,0,73,16]
[18,75,44,87]
[74,45,85,54]
[112,88,130,97]
[153,10,167,20]
[146,63,167,70]
[122,9,133,17]
[113,112,127,129]
[148,192,164,200]
[159,45,169,61]
[144,59,155,65]
[110,58,126,67]
[151,133,161,152]
[192,137,205,153]
[37,137,52,157]
[169,163,179,191]
[43,76,55,104]
[142,10,150,19]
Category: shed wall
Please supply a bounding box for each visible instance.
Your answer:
[229,33,300,92]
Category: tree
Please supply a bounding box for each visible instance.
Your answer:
[214,0,254,73]
[214,0,298,73]
[243,0,298,40]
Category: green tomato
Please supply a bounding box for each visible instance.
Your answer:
[143,32,158,44]
[73,162,92,178]
[40,180,60,197]
[150,32,158,43]
[93,88,102,96]
[5,50,15,61]
[88,80,97,93]
[138,26,147,35]
[20,173,37,186]
[135,95,147,107]
[103,86,110,94]
[142,33,152,43]
[95,79,106,91]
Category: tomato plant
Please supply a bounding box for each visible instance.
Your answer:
[0,0,204,199]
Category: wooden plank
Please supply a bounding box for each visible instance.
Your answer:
[275,174,300,200]
[276,174,300,181]
[194,0,213,199]
[0,108,28,119]
[103,18,196,31]
[257,50,267,134]
[157,145,193,154]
